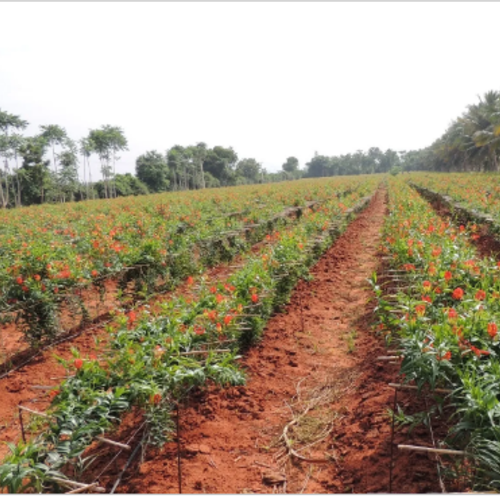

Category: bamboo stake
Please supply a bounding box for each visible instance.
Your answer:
[96,436,131,451]
[65,482,99,494]
[377,356,403,361]
[398,444,467,456]
[179,349,231,356]
[51,478,105,493]
[389,383,452,395]
[19,407,26,443]
[18,405,50,419]
[31,385,57,390]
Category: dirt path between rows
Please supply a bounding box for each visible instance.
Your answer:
[108,188,440,494]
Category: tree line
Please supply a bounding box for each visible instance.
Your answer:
[8,90,495,209]
[400,90,500,173]
[0,108,309,208]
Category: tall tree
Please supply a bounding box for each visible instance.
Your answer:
[235,158,261,183]
[0,109,28,208]
[40,124,68,201]
[282,156,299,174]
[136,150,169,192]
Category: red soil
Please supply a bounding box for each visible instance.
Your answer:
[85,188,441,494]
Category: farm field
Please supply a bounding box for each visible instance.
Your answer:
[2,173,500,493]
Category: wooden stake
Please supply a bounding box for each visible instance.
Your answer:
[96,436,131,451]
[51,478,105,493]
[179,349,230,356]
[18,407,26,443]
[65,482,99,494]
[398,444,466,456]
[177,402,182,494]
[18,405,50,419]
[388,383,452,395]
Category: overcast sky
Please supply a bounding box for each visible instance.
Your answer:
[1,2,499,178]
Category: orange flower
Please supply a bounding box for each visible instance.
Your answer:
[475,290,486,301]
[34,274,41,282]
[194,326,205,335]
[49,389,60,399]
[216,294,224,304]
[448,308,458,320]
[422,280,431,291]
[127,310,137,328]
[210,285,217,294]
[74,358,83,370]
[224,315,233,325]
[150,393,162,405]
[444,271,452,281]
[415,304,426,316]
[432,247,442,257]
[452,288,464,300]
[187,276,194,286]
[251,293,259,303]
[91,270,99,277]
[16,276,23,285]
[422,295,432,304]
[487,323,498,338]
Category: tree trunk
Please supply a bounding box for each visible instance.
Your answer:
[492,146,499,172]
[15,153,21,207]
[199,160,205,189]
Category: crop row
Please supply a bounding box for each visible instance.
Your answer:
[0,178,379,493]
[375,177,500,490]
[407,172,500,235]
[0,177,374,349]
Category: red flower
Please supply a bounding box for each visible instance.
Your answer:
[187,276,194,286]
[448,308,458,320]
[91,270,99,277]
[127,310,137,328]
[422,280,431,291]
[210,286,217,294]
[216,294,224,304]
[475,290,486,301]
[49,389,60,399]
[444,271,452,281]
[487,323,498,338]
[34,274,41,282]
[224,315,233,325]
[422,295,432,304]
[194,326,205,335]
[415,304,426,316]
[216,323,222,332]
[150,393,162,405]
[471,345,490,357]
[16,276,23,285]
[251,293,259,303]
[452,288,464,300]
[74,358,83,370]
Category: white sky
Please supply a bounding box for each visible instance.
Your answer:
[1,2,499,178]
